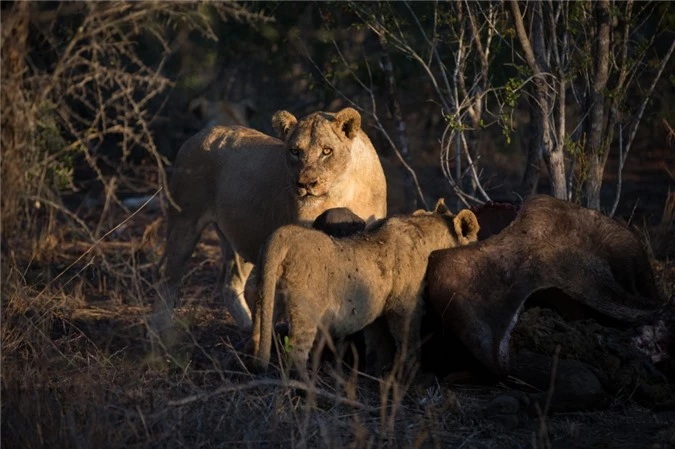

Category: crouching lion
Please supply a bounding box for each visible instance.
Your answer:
[249,200,480,375]
[151,108,387,340]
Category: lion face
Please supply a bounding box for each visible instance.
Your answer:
[272,108,362,200]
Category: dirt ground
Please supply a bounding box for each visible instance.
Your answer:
[2,186,674,449]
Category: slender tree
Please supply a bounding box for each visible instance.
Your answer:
[510,0,567,199]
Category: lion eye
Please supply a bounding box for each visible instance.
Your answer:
[289,148,300,157]
[322,147,333,156]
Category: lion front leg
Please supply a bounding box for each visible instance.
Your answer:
[217,238,254,331]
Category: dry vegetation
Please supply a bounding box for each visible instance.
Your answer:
[2,2,674,449]
[3,204,674,449]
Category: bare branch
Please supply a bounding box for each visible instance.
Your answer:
[509,1,542,76]
[459,132,491,202]
[609,33,673,215]
[609,121,624,218]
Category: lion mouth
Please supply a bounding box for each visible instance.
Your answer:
[297,188,326,199]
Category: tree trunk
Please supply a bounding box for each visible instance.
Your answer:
[545,140,568,200]
[510,0,567,199]
[584,0,611,210]
[520,99,542,197]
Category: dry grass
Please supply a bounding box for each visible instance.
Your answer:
[2,202,674,449]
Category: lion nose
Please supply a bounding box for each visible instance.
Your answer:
[297,179,318,190]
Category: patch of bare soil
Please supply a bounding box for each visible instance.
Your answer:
[510,306,674,409]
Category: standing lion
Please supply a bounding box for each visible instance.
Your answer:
[151,108,387,342]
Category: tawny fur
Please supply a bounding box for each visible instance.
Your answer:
[188,97,255,128]
[152,108,387,339]
[249,201,480,374]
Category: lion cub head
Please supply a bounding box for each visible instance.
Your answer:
[272,107,363,199]
[414,198,480,246]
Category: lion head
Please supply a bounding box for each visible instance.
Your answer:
[272,107,363,200]
[413,198,481,246]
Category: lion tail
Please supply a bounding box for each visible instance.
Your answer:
[253,233,289,371]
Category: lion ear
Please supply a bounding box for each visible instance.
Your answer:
[433,198,450,215]
[453,209,480,244]
[272,110,298,140]
[334,107,361,139]
[188,97,207,120]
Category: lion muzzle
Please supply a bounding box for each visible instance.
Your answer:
[296,177,323,198]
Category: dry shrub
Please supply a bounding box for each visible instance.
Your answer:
[1,2,35,238]
[0,1,264,248]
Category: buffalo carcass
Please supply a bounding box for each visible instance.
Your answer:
[425,195,666,376]
[470,201,520,240]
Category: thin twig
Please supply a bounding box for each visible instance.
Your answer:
[610,39,674,215]
[32,188,163,301]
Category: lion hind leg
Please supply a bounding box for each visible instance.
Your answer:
[362,317,396,376]
[288,312,320,381]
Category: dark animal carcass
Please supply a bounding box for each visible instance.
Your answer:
[425,195,665,375]
[470,201,520,240]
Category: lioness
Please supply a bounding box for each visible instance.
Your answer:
[188,96,256,128]
[249,200,480,375]
[152,108,387,339]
